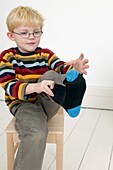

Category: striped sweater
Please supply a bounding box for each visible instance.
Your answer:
[0,47,72,111]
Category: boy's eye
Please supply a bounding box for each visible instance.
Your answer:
[34,31,40,34]
[20,32,28,35]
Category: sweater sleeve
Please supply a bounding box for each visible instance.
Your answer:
[45,48,72,74]
[0,52,28,100]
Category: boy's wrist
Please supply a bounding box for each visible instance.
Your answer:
[25,83,37,94]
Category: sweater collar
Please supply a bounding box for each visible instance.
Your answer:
[15,47,41,56]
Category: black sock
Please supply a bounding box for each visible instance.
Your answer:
[52,70,86,117]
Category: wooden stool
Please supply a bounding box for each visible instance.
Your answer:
[5,107,64,170]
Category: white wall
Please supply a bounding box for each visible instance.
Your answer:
[0,0,113,103]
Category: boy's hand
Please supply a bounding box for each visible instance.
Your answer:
[66,53,89,75]
[26,80,55,96]
[35,80,55,96]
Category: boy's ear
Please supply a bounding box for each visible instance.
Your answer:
[7,32,15,41]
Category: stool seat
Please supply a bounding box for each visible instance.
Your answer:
[6,107,64,170]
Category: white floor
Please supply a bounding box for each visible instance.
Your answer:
[0,100,113,170]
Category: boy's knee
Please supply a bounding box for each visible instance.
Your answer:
[39,70,58,81]
[45,70,56,74]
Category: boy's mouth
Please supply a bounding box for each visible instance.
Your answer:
[27,42,35,44]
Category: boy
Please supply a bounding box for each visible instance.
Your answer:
[0,6,89,170]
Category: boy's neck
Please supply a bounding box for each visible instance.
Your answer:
[15,47,41,56]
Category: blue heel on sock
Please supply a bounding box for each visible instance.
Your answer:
[66,70,81,117]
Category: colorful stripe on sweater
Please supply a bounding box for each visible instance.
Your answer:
[0,47,72,110]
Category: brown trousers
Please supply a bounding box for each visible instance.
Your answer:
[11,71,65,170]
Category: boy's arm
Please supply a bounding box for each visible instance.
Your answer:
[0,59,54,99]
[44,48,72,74]
[47,49,89,75]
[0,56,28,100]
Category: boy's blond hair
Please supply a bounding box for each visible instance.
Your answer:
[6,6,44,32]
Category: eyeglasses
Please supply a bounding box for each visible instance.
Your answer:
[12,30,43,39]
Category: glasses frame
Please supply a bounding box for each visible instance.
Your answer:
[12,30,43,39]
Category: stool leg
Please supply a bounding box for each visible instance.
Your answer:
[56,134,63,170]
[6,133,15,170]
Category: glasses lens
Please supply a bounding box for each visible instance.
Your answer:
[21,32,29,38]
[34,31,42,37]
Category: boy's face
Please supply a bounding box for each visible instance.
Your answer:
[7,25,42,53]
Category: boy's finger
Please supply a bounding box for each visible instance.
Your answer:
[79,53,84,60]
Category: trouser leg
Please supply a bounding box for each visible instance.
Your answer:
[37,70,65,120]
[38,70,65,85]
[13,102,48,170]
